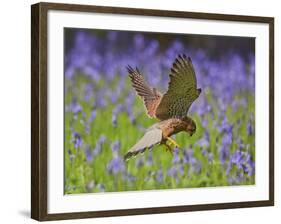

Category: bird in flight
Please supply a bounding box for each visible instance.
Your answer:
[124,54,201,161]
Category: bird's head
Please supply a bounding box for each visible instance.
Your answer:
[182,117,196,136]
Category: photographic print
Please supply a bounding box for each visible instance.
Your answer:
[64,28,255,194]
[31,3,274,220]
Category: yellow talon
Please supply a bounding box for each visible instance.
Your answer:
[164,144,173,154]
[167,137,181,148]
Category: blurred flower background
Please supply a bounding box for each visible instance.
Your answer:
[64,28,255,194]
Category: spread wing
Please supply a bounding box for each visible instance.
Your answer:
[124,127,162,161]
[127,66,162,118]
[155,54,201,120]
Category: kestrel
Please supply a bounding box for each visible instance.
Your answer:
[124,54,201,160]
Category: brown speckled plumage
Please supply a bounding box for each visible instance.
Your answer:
[158,117,195,138]
[124,54,201,160]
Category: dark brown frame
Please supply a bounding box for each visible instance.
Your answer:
[31,2,274,221]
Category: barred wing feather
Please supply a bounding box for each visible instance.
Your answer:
[127,65,162,118]
[156,54,200,120]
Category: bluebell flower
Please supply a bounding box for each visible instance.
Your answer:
[222,132,232,146]
[189,158,202,175]
[172,147,180,164]
[219,145,230,164]
[183,148,193,164]
[94,91,107,108]
[178,165,185,176]
[84,84,94,102]
[69,98,82,114]
[72,132,82,149]
[146,152,153,166]
[247,121,254,135]
[111,141,121,154]
[107,157,125,174]
[202,149,214,164]
[83,65,100,81]
[244,150,255,176]
[167,167,178,178]
[112,113,117,127]
[133,33,145,50]
[68,149,75,162]
[97,135,106,144]
[156,169,164,183]
[92,135,106,157]
[230,149,244,170]
[85,146,93,162]
[124,172,136,183]
[196,131,210,148]
[135,157,144,168]
[219,117,233,134]
[89,109,97,123]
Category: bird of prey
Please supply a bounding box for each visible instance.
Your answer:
[124,54,201,161]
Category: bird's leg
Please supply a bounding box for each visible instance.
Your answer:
[164,142,173,154]
[166,137,181,148]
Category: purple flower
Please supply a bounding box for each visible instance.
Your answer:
[125,92,135,108]
[85,146,93,162]
[244,149,255,176]
[183,148,193,164]
[179,165,185,176]
[110,92,118,104]
[182,148,202,175]
[207,152,214,164]
[219,145,230,164]
[134,33,145,50]
[124,172,136,183]
[156,169,164,183]
[231,149,243,169]
[107,157,125,174]
[135,157,144,168]
[201,118,209,128]
[107,140,124,175]
[69,99,82,114]
[167,167,177,178]
[72,132,82,149]
[83,84,94,102]
[222,132,232,146]
[89,109,97,123]
[202,149,214,164]
[189,158,202,175]
[112,113,117,127]
[97,135,106,144]
[146,152,153,166]
[112,104,124,127]
[247,121,254,135]
[93,144,101,157]
[227,144,255,182]
[111,141,121,154]
[128,112,136,125]
[219,117,233,133]
[172,147,180,164]
[197,131,210,148]
[68,149,75,162]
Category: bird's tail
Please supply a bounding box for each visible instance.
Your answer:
[124,128,162,161]
[124,146,149,161]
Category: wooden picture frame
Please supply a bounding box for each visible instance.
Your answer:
[31,2,274,221]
